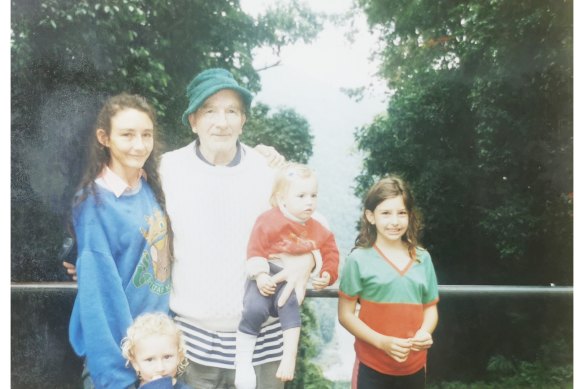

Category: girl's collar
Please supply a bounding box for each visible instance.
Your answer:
[96,166,145,197]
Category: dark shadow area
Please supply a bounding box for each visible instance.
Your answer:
[429,294,572,384]
[11,289,82,389]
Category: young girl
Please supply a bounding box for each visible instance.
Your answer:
[338,176,439,389]
[68,94,173,388]
[121,313,191,389]
[235,163,339,388]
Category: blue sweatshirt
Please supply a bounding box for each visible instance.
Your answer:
[69,180,171,388]
[139,376,193,389]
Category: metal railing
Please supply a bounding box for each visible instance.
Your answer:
[10,282,574,297]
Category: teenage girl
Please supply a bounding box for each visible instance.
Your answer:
[338,175,439,389]
[68,94,173,388]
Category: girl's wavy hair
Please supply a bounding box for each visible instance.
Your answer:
[121,312,189,377]
[269,162,316,208]
[354,175,423,260]
[71,93,173,257]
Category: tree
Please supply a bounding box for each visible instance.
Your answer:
[285,300,334,389]
[353,0,572,384]
[242,103,314,163]
[354,0,572,285]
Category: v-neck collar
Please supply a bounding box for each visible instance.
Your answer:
[373,244,415,276]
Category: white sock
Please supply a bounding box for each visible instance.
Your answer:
[234,331,257,389]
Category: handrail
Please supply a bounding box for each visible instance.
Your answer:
[10,282,573,297]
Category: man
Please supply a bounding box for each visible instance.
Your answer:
[159,68,318,388]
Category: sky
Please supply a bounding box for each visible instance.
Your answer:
[240,0,389,257]
[241,0,388,128]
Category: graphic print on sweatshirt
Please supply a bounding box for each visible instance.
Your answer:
[134,209,171,295]
[272,231,318,254]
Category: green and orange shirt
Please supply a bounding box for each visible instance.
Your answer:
[339,245,439,376]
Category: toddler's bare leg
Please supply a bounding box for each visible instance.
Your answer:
[275,327,300,381]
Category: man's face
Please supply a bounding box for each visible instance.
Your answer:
[188,89,246,164]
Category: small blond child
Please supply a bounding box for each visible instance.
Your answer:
[121,312,192,389]
[235,163,340,388]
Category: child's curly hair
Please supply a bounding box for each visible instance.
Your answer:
[121,312,189,376]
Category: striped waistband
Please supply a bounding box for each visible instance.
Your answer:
[173,315,283,369]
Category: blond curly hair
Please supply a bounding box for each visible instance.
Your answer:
[121,312,189,376]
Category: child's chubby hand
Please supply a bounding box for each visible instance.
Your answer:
[311,271,331,290]
[409,329,433,351]
[256,273,277,296]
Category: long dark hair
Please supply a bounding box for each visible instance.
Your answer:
[72,93,173,258]
[354,175,423,260]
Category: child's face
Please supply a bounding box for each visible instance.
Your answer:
[366,196,409,244]
[130,334,179,384]
[97,108,154,176]
[279,175,318,222]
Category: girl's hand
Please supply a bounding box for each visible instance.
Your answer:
[311,271,331,290]
[62,261,78,281]
[409,329,433,351]
[256,273,277,296]
[378,336,412,363]
[255,144,286,168]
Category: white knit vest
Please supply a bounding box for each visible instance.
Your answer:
[160,142,274,331]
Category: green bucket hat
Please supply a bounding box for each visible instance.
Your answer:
[181,68,253,127]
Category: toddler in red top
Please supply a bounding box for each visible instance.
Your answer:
[235,163,340,389]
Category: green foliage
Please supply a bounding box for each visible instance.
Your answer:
[256,0,324,55]
[286,300,334,389]
[429,339,573,389]
[242,103,314,163]
[314,299,336,344]
[354,0,572,284]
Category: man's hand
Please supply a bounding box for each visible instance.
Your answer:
[62,261,77,281]
[255,144,286,168]
[311,271,331,290]
[270,253,315,307]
